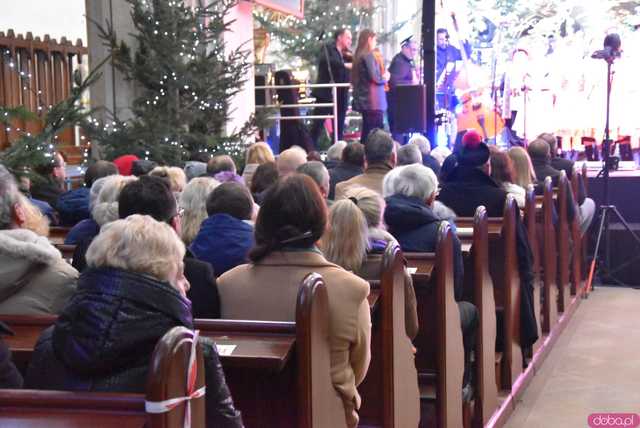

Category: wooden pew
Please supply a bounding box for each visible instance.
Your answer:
[457,196,522,390]
[537,178,559,333]
[458,206,499,427]
[53,244,75,263]
[357,243,420,427]
[48,226,71,246]
[405,223,464,428]
[570,169,585,297]
[556,171,572,313]
[2,274,346,428]
[524,185,543,353]
[0,326,206,427]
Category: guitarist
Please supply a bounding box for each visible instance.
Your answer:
[436,28,463,112]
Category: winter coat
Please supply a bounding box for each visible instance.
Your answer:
[352,52,388,112]
[334,163,393,200]
[0,321,22,388]
[190,214,254,276]
[64,218,100,245]
[184,250,221,319]
[531,159,577,223]
[25,267,243,427]
[328,162,363,200]
[384,194,465,301]
[422,154,442,176]
[30,176,64,208]
[0,229,77,315]
[56,187,90,226]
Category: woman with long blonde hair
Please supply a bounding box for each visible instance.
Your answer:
[508,146,537,189]
[321,199,370,272]
[352,29,389,144]
[243,142,275,188]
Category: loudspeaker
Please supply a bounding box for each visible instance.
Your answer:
[390,84,427,134]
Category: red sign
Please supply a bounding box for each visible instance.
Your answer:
[255,0,304,18]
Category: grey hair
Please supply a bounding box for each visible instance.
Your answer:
[408,134,431,155]
[397,144,422,166]
[89,176,111,211]
[382,165,405,198]
[92,175,137,226]
[296,161,330,194]
[86,214,185,284]
[326,141,347,162]
[389,163,438,200]
[365,129,395,164]
[430,146,452,166]
[0,165,20,230]
[179,176,220,245]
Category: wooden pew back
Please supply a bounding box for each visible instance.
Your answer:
[540,177,559,332]
[525,186,543,352]
[406,222,464,428]
[0,326,206,428]
[556,171,571,312]
[570,170,585,297]
[358,243,420,427]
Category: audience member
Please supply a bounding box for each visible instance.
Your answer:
[64,176,111,245]
[17,172,58,225]
[243,142,275,188]
[31,152,67,208]
[437,131,539,349]
[508,146,537,189]
[335,128,396,199]
[72,175,137,272]
[179,177,220,246]
[131,159,157,177]
[277,146,307,177]
[325,141,347,170]
[218,174,371,427]
[430,145,452,167]
[297,161,331,200]
[112,154,139,176]
[490,148,526,209]
[538,132,574,178]
[191,182,255,277]
[184,161,207,181]
[0,165,77,315]
[57,160,118,226]
[397,143,422,166]
[408,134,441,175]
[250,161,278,204]
[439,152,458,183]
[328,142,365,200]
[118,176,220,318]
[382,163,478,392]
[25,215,243,426]
[149,166,187,193]
[207,154,237,176]
[307,150,323,162]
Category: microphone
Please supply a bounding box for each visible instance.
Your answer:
[592,33,622,60]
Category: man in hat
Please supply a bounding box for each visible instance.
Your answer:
[388,36,419,140]
[438,130,539,350]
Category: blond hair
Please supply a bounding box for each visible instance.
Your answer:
[86,214,185,284]
[321,199,369,272]
[246,142,275,165]
[150,166,187,193]
[17,193,49,237]
[343,186,384,229]
[179,176,220,245]
[508,147,537,188]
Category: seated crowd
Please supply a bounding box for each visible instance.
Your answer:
[0,126,594,427]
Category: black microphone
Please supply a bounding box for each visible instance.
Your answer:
[592,33,622,60]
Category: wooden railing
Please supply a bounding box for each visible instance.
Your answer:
[0,30,88,161]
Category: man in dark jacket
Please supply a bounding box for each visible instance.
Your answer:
[31,152,67,208]
[538,132,575,178]
[438,130,539,349]
[328,142,364,200]
[25,216,242,427]
[190,182,254,277]
[383,163,478,394]
[118,175,221,319]
[388,36,418,140]
[57,160,118,226]
[310,28,352,146]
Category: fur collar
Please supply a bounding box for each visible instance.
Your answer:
[0,229,61,265]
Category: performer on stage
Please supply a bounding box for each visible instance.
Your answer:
[436,28,463,112]
[310,28,352,147]
[388,36,419,140]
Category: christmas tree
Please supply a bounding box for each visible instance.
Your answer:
[86,0,257,165]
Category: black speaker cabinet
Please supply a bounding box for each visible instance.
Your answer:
[390,84,427,134]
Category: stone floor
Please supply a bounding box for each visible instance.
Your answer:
[504,286,640,428]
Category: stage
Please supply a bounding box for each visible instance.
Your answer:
[585,167,640,285]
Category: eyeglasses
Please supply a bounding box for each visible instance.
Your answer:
[172,208,185,219]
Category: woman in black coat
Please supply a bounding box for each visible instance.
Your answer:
[25,215,243,427]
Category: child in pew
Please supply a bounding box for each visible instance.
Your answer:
[25,215,243,427]
[381,163,479,399]
[218,174,371,428]
[321,186,419,341]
